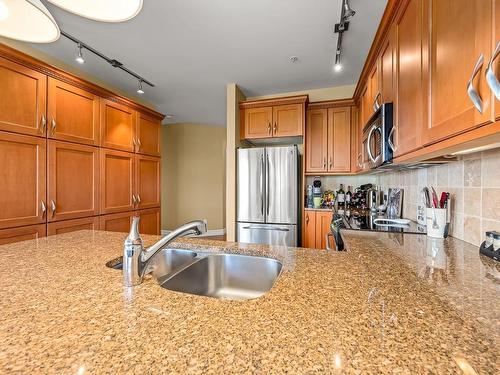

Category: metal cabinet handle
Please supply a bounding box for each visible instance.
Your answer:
[372,92,382,112]
[268,122,271,134]
[40,201,46,217]
[467,54,484,113]
[273,122,277,133]
[50,200,56,217]
[357,153,362,168]
[40,114,46,134]
[136,194,141,204]
[325,233,334,251]
[329,156,332,169]
[387,126,397,152]
[132,194,137,205]
[305,213,309,224]
[51,118,56,136]
[323,157,326,169]
[136,138,141,151]
[486,41,500,101]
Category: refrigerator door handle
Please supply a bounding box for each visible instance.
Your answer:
[242,225,290,232]
[266,153,270,216]
[260,153,264,216]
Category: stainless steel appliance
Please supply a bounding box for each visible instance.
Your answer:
[363,103,394,169]
[237,146,298,246]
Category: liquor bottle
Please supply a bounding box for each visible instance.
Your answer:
[345,186,352,208]
[337,184,345,208]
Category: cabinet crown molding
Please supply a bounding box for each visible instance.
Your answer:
[239,94,309,109]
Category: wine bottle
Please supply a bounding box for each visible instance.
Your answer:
[337,184,345,208]
[345,186,352,208]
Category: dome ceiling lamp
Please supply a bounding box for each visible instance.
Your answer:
[46,0,143,23]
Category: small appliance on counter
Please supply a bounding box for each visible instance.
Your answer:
[306,185,314,208]
[480,230,500,261]
[313,177,322,208]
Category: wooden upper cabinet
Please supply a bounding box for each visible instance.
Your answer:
[368,64,380,112]
[47,216,99,236]
[327,107,351,173]
[360,84,371,128]
[272,104,303,137]
[136,112,161,156]
[0,224,46,245]
[138,208,161,235]
[315,211,333,250]
[394,0,423,157]
[241,107,272,139]
[0,57,46,137]
[48,141,99,222]
[306,109,328,173]
[421,0,493,145]
[135,155,161,210]
[47,78,100,145]
[0,132,46,229]
[380,27,395,104]
[493,0,500,122]
[100,149,135,214]
[100,211,135,233]
[302,210,316,249]
[100,99,136,152]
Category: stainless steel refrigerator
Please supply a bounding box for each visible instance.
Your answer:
[237,145,298,246]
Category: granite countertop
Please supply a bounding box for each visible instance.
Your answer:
[0,230,498,374]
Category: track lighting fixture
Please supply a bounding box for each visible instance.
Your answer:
[334,52,342,72]
[333,0,356,74]
[343,0,356,21]
[75,43,85,64]
[137,80,144,95]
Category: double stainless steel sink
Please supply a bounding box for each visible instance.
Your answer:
[107,249,282,300]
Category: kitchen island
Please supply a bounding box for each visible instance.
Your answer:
[0,230,498,374]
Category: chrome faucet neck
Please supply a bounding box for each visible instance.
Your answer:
[123,217,207,287]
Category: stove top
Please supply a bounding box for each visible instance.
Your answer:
[339,209,426,235]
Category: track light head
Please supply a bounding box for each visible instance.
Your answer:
[75,43,85,64]
[343,0,356,21]
[334,52,342,72]
[137,80,144,94]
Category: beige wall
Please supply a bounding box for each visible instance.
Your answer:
[0,37,155,110]
[225,84,247,241]
[247,84,356,102]
[162,123,226,231]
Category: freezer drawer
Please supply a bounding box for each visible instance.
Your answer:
[237,222,297,247]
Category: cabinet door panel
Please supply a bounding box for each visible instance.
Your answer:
[380,28,395,104]
[302,210,316,248]
[0,132,46,229]
[100,211,135,233]
[100,99,136,152]
[394,0,423,156]
[48,141,99,221]
[100,149,135,214]
[136,112,160,156]
[272,104,303,137]
[327,107,351,173]
[0,57,46,137]
[138,208,160,235]
[241,107,272,139]
[47,216,99,236]
[360,84,371,128]
[305,109,328,173]
[315,212,332,250]
[47,78,100,145]
[494,0,500,122]
[369,64,380,113]
[0,224,46,245]
[136,155,160,209]
[422,0,492,144]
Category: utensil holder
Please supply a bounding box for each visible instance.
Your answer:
[426,208,447,238]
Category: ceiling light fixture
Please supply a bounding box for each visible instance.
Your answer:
[0,0,60,43]
[332,0,356,74]
[136,80,144,95]
[75,43,85,64]
[46,0,143,22]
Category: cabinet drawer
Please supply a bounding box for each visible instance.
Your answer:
[0,224,46,245]
[47,216,99,236]
[100,211,136,233]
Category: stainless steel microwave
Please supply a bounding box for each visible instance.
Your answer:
[362,103,394,169]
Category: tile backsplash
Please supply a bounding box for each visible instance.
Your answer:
[306,148,500,246]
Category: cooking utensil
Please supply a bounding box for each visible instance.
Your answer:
[431,186,439,208]
[422,187,431,208]
[443,194,451,238]
[439,192,447,209]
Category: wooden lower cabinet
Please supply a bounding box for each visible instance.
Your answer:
[0,224,46,245]
[0,132,46,229]
[47,216,99,236]
[48,141,100,221]
[100,211,136,233]
[302,210,332,250]
[138,208,161,235]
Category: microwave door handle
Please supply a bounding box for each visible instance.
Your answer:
[367,124,377,163]
[387,126,397,152]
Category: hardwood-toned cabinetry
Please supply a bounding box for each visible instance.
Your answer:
[47,78,100,145]
[99,211,135,233]
[138,208,161,235]
[422,0,493,145]
[48,141,99,221]
[0,132,46,229]
[100,148,135,214]
[135,155,161,210]
[47,217,99,236]
[0,57,46,137]
[100,99,136,152]
[136,112,161,156]
[494,0,500,122]
[302,210,332,250]
[0,224,46,245]
[380,27,395,104]
[305,106,351,174]
[240,96,307,140]
[368,64,380,113]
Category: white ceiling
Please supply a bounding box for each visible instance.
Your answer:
[33,0,387,125]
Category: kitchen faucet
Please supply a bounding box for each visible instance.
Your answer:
[123,216,207,286]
